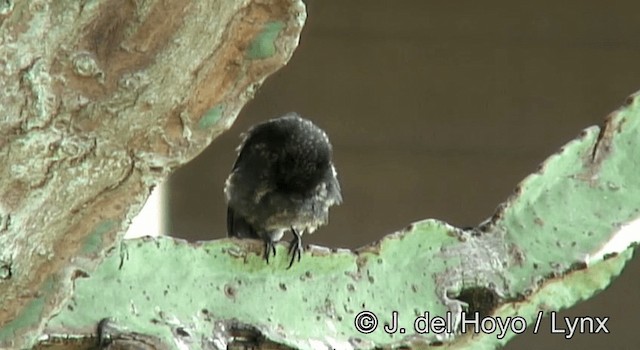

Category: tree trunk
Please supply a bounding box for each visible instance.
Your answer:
[2,1,639,350]
[0,1,305,348]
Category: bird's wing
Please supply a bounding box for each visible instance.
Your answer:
[227,205,260,239]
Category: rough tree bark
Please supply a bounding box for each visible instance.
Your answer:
[0,1,305,349]
[2,2,640,350]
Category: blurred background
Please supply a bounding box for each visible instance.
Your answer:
[128,1,640,348]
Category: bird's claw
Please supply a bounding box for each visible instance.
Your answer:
[287,227,303,269]
[263,238,277,263]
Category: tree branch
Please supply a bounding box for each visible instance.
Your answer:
[34,92,640,349]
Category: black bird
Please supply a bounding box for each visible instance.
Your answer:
[225,113,342,268]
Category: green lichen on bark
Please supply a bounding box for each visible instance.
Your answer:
[0,0,307,349]
[37,91,640,349]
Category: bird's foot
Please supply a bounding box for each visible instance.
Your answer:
[287,227,303,269]
[263,238,277,263]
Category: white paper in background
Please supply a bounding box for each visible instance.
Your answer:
[125,181,166,238]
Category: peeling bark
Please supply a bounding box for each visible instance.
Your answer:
[0,1,306,348]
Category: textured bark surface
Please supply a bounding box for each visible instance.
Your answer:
[27,91,640,350]
[0,0,305,348]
